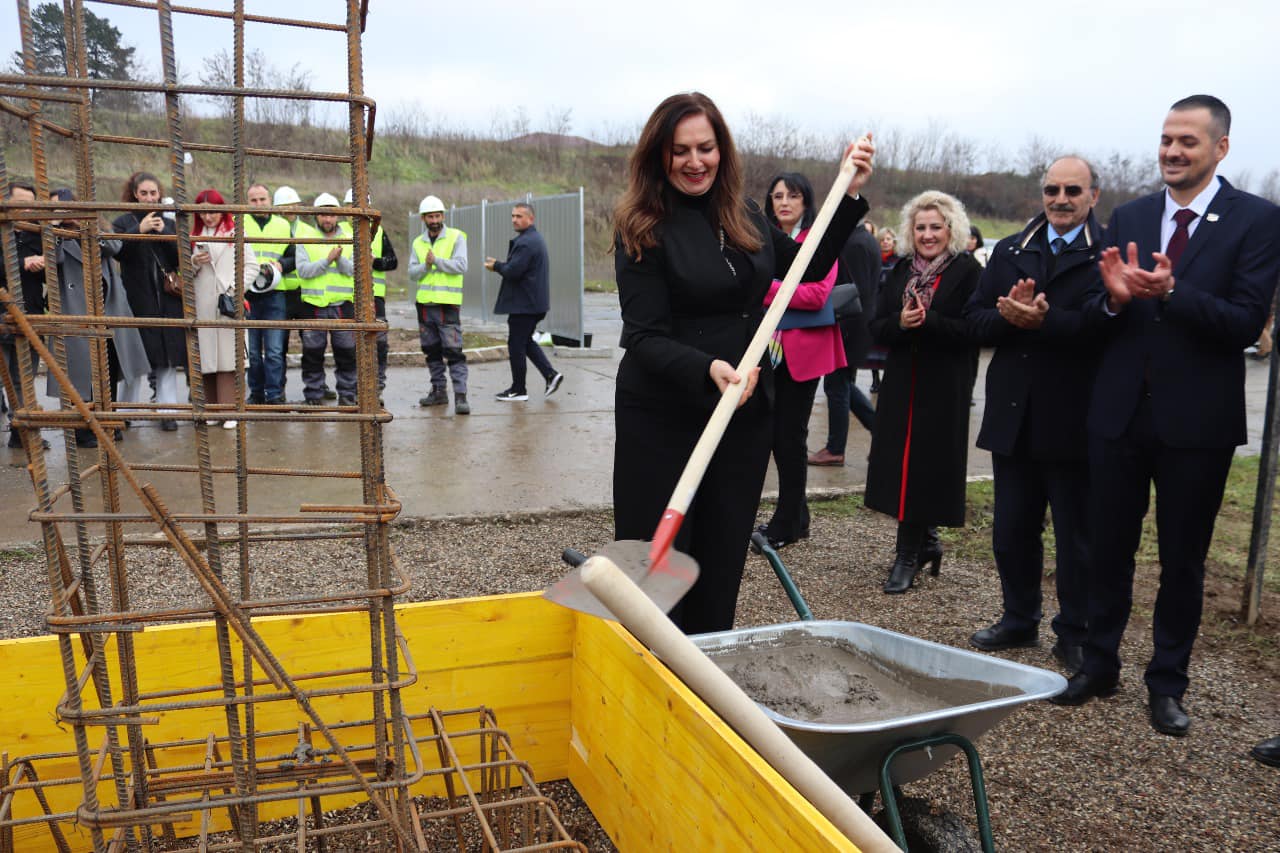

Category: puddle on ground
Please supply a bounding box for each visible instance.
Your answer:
[708,630,1019,725]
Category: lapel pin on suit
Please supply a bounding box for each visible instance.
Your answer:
[1206,213,1220,222]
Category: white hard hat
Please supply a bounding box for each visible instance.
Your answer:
[248,263,278,294]
[273,185,301,206]
[313,192,340,208]
[419,195,445,215]
[343,188,372,206]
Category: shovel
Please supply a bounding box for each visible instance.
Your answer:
[545,551,899,852]
[545,138,871,618]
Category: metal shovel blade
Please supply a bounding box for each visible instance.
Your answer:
[543,539,699,620]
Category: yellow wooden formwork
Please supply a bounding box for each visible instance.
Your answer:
[0,592,855,851]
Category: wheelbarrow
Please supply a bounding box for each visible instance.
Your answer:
[684,533,1067,852]
[559,539,1065,851]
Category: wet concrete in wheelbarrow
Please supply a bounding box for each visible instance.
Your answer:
[710,630,1018,725]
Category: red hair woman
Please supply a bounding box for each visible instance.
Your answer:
[191,188,258,429]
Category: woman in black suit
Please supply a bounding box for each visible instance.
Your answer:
[612,92,874,633]
[865,191,981,594]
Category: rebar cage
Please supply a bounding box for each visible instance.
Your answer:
[0,2,585,850]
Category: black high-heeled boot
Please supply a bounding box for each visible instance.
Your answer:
[919,526,943,576]
[884,522,924,594]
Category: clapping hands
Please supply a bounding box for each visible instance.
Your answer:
[997,278,1048,328]
[1099,242,1174,312]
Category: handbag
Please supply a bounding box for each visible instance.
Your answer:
[217,291,239,318]
[830,283,862,319]
[151,248,180,296]
[777,288,836,330]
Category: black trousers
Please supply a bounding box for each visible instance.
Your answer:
[506,312,555,394]
[762,360,818,541]
[990,452,1090,645]
[1083,396,1233,699]
[1,337,40,428]
[280,288,306,394]
[614,390,772,635]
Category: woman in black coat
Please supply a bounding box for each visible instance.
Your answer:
[112,171,184,431]
[612,92,874,634]
[865,191,981,594]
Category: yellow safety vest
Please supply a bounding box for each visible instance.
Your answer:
[371,226,386,299]
[412,226,465,306]
[277,219,302,292]
[298,221,354,307]
[245,214,292,290]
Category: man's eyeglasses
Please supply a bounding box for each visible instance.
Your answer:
[1043,184,1086,198]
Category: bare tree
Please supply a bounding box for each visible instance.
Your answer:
[1018,134,1058,179]
[490,106,530,140]
[198,48,314,127]
[1259,169,1280,204]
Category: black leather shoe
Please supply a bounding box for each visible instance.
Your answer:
[1051,640,1084,672]
[1149,694,1189,737]
[1049,671,1119,706]
[161,419,179,432]
[970,623,1038,651]
[1251,736,1280,767]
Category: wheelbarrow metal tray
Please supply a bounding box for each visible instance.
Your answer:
[692,620,1067,794]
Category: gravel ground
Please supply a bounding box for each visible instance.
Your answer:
[2,500,1277,851]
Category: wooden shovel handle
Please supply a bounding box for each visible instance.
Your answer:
[663,142,863,520]
[582,555,899,851]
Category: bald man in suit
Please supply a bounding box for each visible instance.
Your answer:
[1051,95,1280,737]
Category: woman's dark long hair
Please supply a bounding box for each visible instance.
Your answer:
[121,171,162,204]
[764,172,816,232]
[614,91,761,259]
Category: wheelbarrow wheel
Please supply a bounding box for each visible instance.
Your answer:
[874,797,982,853]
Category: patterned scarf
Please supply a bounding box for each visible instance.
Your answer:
[903,250,956,311]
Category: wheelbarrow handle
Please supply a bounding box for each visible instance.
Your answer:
[561,548,588,568]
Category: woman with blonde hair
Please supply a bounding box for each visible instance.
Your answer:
[865,191,981,594]
[190,188,258,429]
[612,92,875,633]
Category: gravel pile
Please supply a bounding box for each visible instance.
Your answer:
[2,501,1277,850]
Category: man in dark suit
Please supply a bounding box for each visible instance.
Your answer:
[965,156,1107,672]
[484,203,564,401]
[1051,96,1280,737]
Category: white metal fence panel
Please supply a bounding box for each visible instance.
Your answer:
[405,190,584,342]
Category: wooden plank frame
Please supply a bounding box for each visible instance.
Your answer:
[0,593,854,851]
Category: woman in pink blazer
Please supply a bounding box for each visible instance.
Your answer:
[756,172,846,548]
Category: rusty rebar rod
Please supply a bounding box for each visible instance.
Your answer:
[1,2,422,848]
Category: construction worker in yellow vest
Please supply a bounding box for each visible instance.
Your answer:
[244,183,294,404]
[408,195,470,415]
[295,192,356,406]
[269,185,314,398]
[343,189,398,395]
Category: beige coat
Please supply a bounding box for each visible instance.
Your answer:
[192,236,258,374]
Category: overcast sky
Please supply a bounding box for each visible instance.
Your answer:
[5,0,1279,185]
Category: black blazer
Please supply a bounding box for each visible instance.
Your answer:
[615,192,868,412]
[1086,179,1280,448]
[835,224,882,366]
[966,212,1107,460]
[493,225,550,315]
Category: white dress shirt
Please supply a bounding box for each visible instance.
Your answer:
[1162,176,1222,252]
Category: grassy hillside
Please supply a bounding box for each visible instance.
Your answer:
[4,108,1047,286]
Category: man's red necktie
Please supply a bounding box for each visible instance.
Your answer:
[1165,208,1198,267]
